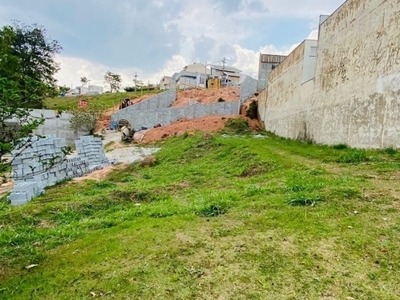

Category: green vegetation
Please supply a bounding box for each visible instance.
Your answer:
[0,21,61,182]
[1,132,400,299]
[44,90,160,111]
[245,100,258,119]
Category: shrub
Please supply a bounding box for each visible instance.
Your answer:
[124,87,135,92]
[384,147,397,155]
[224,118,250,134]
[333,143,348,150]
[337,149,368,163]
[245,101,258,119]
[140,155,157,167]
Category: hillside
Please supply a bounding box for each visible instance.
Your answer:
[1,128,400,299]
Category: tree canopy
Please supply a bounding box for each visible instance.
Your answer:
[0,21,62,108]
[0,21,62,183]
[104,71,121,93]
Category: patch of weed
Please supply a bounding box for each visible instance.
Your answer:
[223,118,250,134]
[337,149,368,163]
[286,196,322,207]
[196,203,228,217]
[383,147,397,155]
[332,143,349,150]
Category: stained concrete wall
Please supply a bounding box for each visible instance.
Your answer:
[259,0,400,148]
[257,54,287,91]
[240,76,258,103]
[262,41,316,141]
[31,110,88,145]
[112,101,240,129]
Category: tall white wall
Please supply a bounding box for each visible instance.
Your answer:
[259,0,400,148]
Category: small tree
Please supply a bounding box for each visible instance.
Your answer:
[80,77,88,87]
[69,100,106,135]
[0,21,62,183]
[59,85,70,94]
[104,71,121,93]
[1,21,63,108]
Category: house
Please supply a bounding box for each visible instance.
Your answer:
[172,71,208,90]
[257,54,286,91]
[208,64,242,85]
[65,85,103,96]
[183,62,210,75]
[87,85,103,94]
[159,76,173,90]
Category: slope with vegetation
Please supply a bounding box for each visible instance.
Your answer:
[1,122,400,299]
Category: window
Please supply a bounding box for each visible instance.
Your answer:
[310,46,317,57]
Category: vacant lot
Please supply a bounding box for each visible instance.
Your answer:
[1,129,400,299]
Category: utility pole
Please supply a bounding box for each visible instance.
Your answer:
[133,72,139,92]
[221,57,227,87]
[222,57,226,71]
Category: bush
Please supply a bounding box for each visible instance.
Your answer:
[245,101,258,119]
[332,143,348,150]
[384,147,397,155]
[224,118,250,134]
[124,87,135,92]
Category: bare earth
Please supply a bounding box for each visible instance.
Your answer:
[172,87,240,107]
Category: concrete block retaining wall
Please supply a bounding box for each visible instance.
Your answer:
[240,76,258,103]
[31,110,88,145]
[133,88,176,111]
[111,101,240,129]
[8,135,109,205]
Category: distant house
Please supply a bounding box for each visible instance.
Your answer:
[257,54,287,91]
[183,62,210,75]
[159,76,173,90]
[208,64,242,85]
[65,85,103,96]
[172,71,208,90]
[87,85,103,94]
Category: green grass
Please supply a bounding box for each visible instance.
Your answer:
[44,90,160,111]
[1,132,400,299]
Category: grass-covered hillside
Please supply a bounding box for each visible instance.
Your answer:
[45,90,159,111]
[1,130,400,299]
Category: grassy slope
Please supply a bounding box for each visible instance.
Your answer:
[1,132,400,299]
[44,90,159,111]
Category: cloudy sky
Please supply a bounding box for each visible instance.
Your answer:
[0,0,345,89]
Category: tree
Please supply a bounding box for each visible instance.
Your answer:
[80,77,88,87]
[58,85,70,94]
[69,100,106,135]
[104,71,121,93]
[0,22,62,183]
[0,21,63,108]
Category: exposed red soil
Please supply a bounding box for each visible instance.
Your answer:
[98,88,262,143]
[134,115,262,144]
[172,87,240,107]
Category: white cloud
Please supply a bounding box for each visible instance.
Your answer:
[55,54,188,89]
[307,29,319,40]
[232,43,294,78]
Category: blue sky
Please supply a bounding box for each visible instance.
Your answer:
[0,0,345,89]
